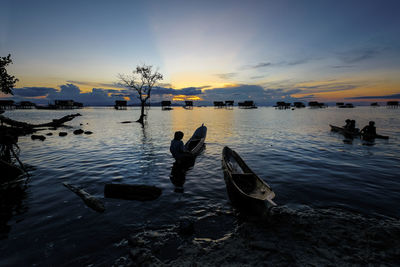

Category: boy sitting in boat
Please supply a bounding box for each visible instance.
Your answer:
[170,131,189,160]
[360,121,376,140]
[348,120,359,133]
[343,119,351,129]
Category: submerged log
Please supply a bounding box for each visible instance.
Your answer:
[104,183,162,201]
[63,182,105,213]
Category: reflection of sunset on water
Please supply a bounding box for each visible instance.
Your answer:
[170,107,235,145]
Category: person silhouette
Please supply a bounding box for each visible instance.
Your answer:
[170,131,187,160]
[360,121,376,140]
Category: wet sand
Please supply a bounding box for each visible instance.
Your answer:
[112,205,400,266]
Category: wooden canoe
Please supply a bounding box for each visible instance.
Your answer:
[221,146,276,207]
[170,124,207,191]
[185,124,207,155]
[330,124,360,138]
[330,125,389,140]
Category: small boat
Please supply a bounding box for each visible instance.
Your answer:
[171,124,207,166]
[221,146,276,207]
[184,124,207,156]
[362,133,389,140]
[330,125,360,138]
[170,124,207,191]
[330,125,389,140]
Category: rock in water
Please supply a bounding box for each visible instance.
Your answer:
[46,132,53,136]
[84,131,93,135]
[31,135,46,141]
[73,129,84,135]
[59,132,68,137]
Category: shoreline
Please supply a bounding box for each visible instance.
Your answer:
[111,205,400,266]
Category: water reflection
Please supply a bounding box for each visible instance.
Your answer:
[170,108,236,145]
[0,181,29,239]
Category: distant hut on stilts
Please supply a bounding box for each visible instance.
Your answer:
[213,101,225,109]
[184,101,193,109]
[114,100,127,110]
[0,100,15,110]
[387,101,399,108]
[161,101,173,110]
[225,100,234,109]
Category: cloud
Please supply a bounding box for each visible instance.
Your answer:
[246,58,311,69]
[215,72,238,79]
[346,94,400,100]
[286,59,309,66]
[9,83,206,105]
[10,84,131,105]
[292,82,360,94]
[331,65,354,69]
[152,86,203,96]
[200,84,303,105]
[59,83,81,96]
[13,87,58,97]
[337,47,382,63]
[248,62,273,69]
[66,80,125,88]
[250,75,266,80]
[9,79,364,106]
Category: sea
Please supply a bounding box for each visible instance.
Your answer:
[1,106,399,265]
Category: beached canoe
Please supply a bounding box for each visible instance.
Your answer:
[221,146,276,208]
[330,125,360,138]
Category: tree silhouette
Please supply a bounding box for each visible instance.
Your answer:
[119,64,163,124]
[0,54,19,95]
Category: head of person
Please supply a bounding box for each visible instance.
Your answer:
[345,119,351,123]
[174,131,184,140]
[351,120,355,124]
[369,121,375,126]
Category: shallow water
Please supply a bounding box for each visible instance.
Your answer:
[1,106,399,265]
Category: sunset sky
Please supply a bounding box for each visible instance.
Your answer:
[1,0,400,105]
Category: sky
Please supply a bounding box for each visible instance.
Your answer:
[1,0,400,105]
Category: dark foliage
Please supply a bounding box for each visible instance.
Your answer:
[0,54,19,95]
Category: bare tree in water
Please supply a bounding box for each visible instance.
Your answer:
[1,54,19,95]
[119,65,163,124]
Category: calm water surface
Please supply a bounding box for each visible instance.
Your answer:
[1,107,399,265]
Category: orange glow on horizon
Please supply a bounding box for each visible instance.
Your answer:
[172,94,203,101]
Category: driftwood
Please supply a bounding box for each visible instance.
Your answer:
[63,182,105,213]
[104,183,162,201]
[0,113,81,129]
